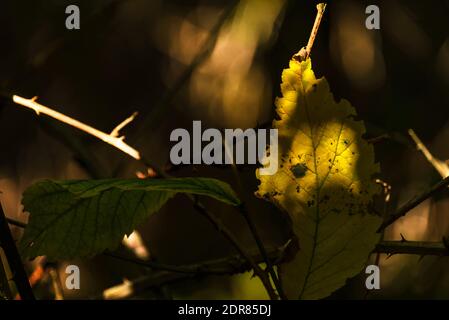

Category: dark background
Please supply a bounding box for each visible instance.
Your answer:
[1,0,449,299]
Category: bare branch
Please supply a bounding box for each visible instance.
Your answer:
[294,3,327,61]
[102,238,449,299]
[378,176,449,232]
[374,240,449,256]
[12,95,141,160]
[408,129,449,178]
[192,200,279,300]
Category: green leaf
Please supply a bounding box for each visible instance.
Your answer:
[256,58,382,299]
[20,177,240,260]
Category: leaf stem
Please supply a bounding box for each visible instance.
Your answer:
[294,3,327,61]
[238,203,287,299]
[305,3,327,58]
[408,129,449,178]
[193,200,279,300]
[101,239,449,299]
[105,244,285,275]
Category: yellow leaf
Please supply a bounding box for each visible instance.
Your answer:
[256,58,382,299]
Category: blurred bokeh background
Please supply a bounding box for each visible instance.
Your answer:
[1,0,449,299]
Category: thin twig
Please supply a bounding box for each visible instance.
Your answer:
[110,112,139,138]
[192,200,278,300]
[0,203,34,300]
[6,217,27,229]
[102,238,449,299]
[135,149,280,297]
[238,204,286,299]
[100,245,285,300]
[373,179,392,266]
[106,245,284,275]
[5,0,278,300]
[8,2,276,299]
[305,3,327,57]
[408,129,449,178]
[374,240,449,256]
[366,134,390,145]
[8,100,280,298]
[9,214,281,299]
[377,176,449,232]
[12,95,141,160]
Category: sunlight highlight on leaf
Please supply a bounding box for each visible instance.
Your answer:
[256,58,382,299]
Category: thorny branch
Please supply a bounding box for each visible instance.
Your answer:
[100,245,285,300]
[12,1,449,300]
[223,137,286,299]
[7,215,283,299]
[374,240,449,257]
[408,129,449,178]
[293,3,326,61]
[376,129,449,236]
[192,200,279,300]
[12,95,141,160]
[7,215,449,298]
[377,175,449,232]
[0,203,34,300]
[101,239,449,299]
